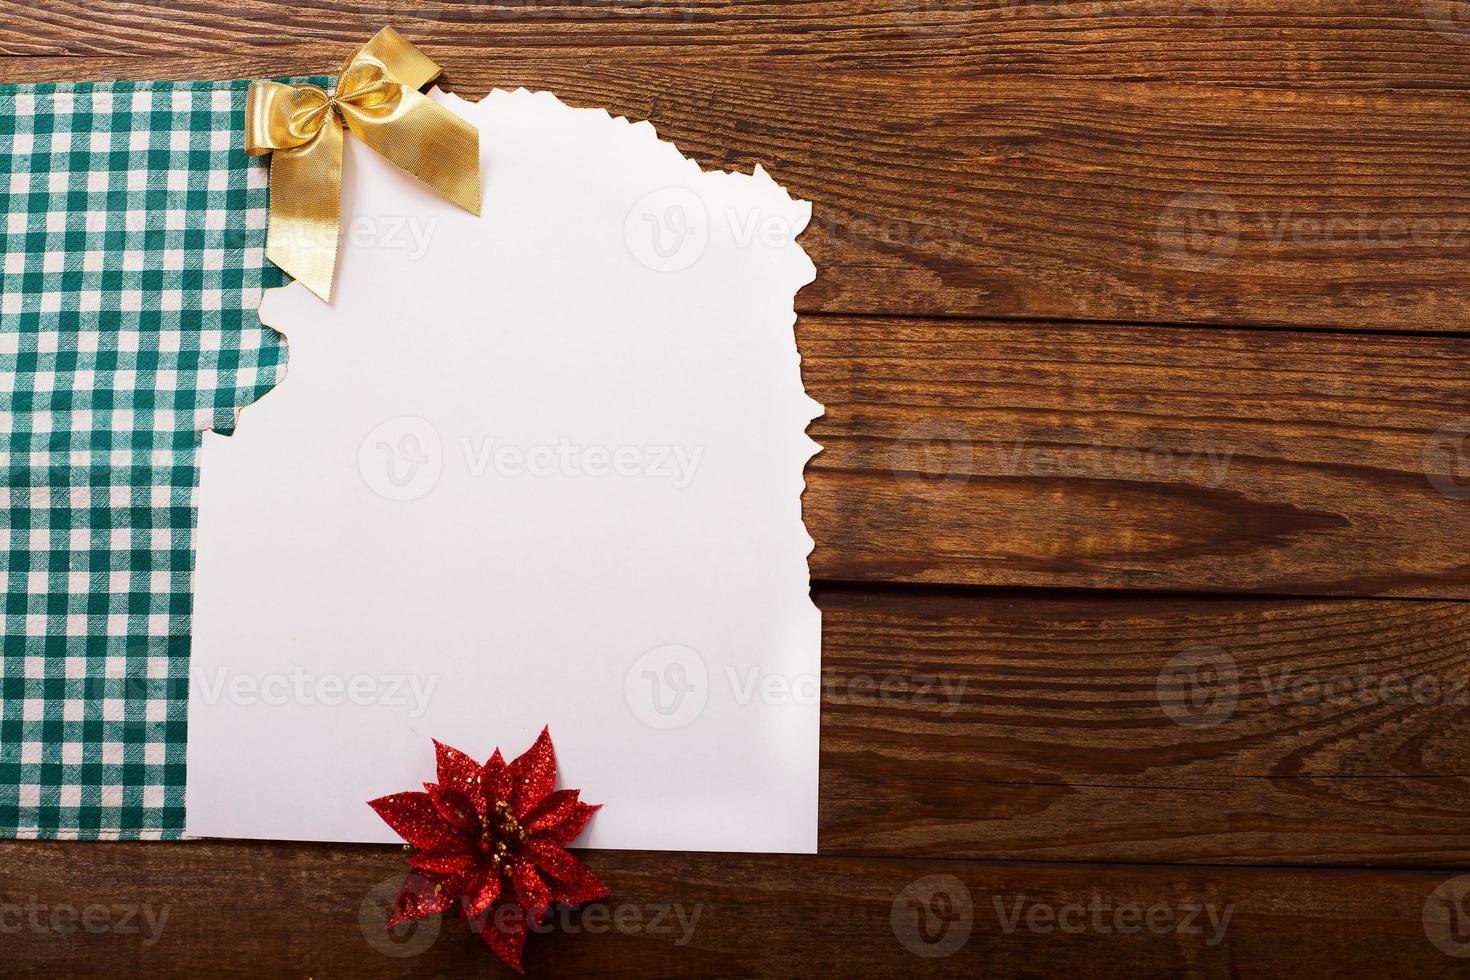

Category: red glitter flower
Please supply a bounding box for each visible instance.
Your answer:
[368,728,608,971]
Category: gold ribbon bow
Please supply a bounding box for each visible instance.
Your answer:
[245,27,481,302]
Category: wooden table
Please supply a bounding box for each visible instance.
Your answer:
[5,3,1470,976]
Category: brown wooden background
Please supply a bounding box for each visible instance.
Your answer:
[5,2,1470,976]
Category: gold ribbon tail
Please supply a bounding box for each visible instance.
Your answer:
[266,120,343,302]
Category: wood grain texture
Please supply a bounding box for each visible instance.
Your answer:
[3,839,1467,978]
[802,317,1470,596]
[5,42,1470,331]
[6,0,1470,92]
[817,587,1470,865]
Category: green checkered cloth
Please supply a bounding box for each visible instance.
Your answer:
[0,79,317,839]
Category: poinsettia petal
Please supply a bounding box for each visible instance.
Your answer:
[386,872,455,927]
[510,857,553,925]
[524,789,579,833]
[508,727,557,819]
[480,899,529,974]
[424,782,478,833]
[482,749,512,810]
[433,739,481,796]
[368,792,457,850]
[462,866,502,919]
[408,847,476,875]
[537,801,600,846]
[546,859,610,907]
[522,839,584,881]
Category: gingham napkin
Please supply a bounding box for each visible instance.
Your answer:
[0,79,317,839]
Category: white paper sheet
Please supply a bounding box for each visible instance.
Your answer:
[185,89,822,853]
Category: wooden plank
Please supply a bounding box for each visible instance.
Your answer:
[3,839,1467,976]
[801,316,1470,596]
[5,0,1470,93]
[4,48,1469,332]
[817,587,1470,865]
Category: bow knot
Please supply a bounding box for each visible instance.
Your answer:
[245,28,481,301]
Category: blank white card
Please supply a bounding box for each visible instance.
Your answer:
[186,89,822,852]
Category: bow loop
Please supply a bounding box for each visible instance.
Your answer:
[244,82,335,154]
[244,28,481,302]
